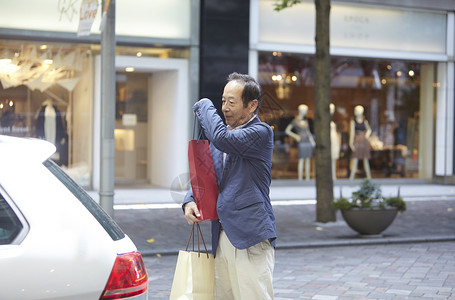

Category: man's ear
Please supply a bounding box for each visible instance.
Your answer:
[249,99,258,113]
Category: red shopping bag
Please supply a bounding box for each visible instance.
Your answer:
[188,132,219,221]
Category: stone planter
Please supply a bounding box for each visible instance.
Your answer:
[341,207,398,235]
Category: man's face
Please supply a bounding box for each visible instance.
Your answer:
[222,81,257,128]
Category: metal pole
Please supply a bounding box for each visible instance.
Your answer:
[99,0,115,216]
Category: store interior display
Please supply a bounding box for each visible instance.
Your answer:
[259,52,424,180]
[0,40,90,175]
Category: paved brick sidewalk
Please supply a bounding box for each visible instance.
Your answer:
[143,242,455,299]
[113,199,455,256]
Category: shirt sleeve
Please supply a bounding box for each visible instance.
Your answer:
[193,98,272,160]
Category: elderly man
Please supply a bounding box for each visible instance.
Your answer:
[183,72,276,299]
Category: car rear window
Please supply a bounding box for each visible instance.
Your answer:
[0,193,23,245]
[43,159,125,241]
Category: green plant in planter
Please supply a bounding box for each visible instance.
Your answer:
[332,180,406,235]
[332,180,406,212]
[384,196,407,212]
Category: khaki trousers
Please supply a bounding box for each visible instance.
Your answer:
[215,230,275,300]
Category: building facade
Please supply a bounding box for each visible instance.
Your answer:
[0,0,454,189]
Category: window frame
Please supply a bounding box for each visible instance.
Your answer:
[0,186,29,245]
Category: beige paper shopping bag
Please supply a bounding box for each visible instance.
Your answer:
[169,224,215,300]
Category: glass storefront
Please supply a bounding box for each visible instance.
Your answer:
[115,72,148,184]
[257,51,435,180]
[0,39,191,188]
[0,40,94,185]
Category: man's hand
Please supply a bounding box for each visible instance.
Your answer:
[184,201,201,225]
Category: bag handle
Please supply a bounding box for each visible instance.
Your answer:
[192,115,205,143]
[185,223,209,258]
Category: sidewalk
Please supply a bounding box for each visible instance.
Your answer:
[89,181,455,256]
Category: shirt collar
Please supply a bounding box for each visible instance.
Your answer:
[227,115,257,131]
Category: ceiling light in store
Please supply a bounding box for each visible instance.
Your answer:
[272,74,282,81]
[9,100,13,107]
[0,103,3,109]
[42,50,53,65]
[136,52,142,57]
[396,71,402,77]
[381,78,387,85]
[387,64,392,70]
[291,75,297,81]
[40,45,48,50]
[125,67,135,72]
[408,70,415,77]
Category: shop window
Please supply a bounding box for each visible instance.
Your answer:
[114,72,148,183]
[0,40,93,186]
[258,51,429,180]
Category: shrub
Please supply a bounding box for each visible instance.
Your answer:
[332,197,352,211]
[332,180,406,212]
[385,196,407,212]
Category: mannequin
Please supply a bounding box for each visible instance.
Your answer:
[285,104,315,180]
[35,99,68,166]
[349,105,372,180]
[330,104,341,180]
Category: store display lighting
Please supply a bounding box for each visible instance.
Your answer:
[381,78,387,85]
[0,64,20,74]
[0,50,19,74]
[136,52,142,57]
[396,71,402,77]
[272,74,282,81]
[43,50,53,65]
[0,45,87,91]
[0,58,12,65]
[0,50,12,65]
[9,100,13,107]
[125,67,135,72]
[408,70,415,77]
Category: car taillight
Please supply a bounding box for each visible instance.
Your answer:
[100,251,148,299]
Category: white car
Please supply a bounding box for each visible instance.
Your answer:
[0,135,148,300]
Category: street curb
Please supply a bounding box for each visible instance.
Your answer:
[139,235,455,257]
